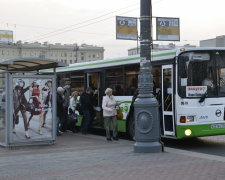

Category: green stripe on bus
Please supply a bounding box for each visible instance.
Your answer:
[153,52,176,57]
[176,123,225,139]
[44,51,176,72]
[56,57,139,71]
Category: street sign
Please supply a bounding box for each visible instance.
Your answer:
[116,16,138,40]
[156,17,180,41]
[0,30,13,43]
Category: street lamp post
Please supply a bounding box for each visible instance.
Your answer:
[133,0,163,153]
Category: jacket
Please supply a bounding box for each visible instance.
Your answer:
[80,92,93,111]
[102,95,118,117]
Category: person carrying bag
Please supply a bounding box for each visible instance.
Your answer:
[102,88,123,141]
[68,91,79,132]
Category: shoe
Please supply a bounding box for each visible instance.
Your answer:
[106,138,112,141]
[58,130,63,135]
[112,137,119,141]
[38,130,43,135]
[13,128,16,134]
[25,131,30,139]
[42,123,46,127]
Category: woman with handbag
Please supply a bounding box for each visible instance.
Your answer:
[68,91,79,133]
[102,88,123,141]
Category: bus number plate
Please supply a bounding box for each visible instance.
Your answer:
[211,124,225,129]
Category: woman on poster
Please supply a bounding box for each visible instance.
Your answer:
[27,80,43,135]
[13,79,31,139]
[41,80,52,128]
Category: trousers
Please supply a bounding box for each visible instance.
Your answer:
[104,116,118,138]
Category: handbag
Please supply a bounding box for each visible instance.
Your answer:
[26,102,35,112]
[70,112,78,123]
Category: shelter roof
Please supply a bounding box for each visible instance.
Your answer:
[0,57,67,71]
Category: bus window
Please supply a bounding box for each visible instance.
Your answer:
[70,72,85,95]
[125,65,139,96]
[152,67,161,96]
[178,51,225,98]
[105,68,124,96]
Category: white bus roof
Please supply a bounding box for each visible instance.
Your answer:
[51,47,225,73]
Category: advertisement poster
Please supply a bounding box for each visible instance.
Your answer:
[116,16,138,40]
[12,78,53,141]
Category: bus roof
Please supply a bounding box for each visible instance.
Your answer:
[55,49,177,72]
[51,47,225,73]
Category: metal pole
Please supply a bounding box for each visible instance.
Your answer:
[133,0,163,153]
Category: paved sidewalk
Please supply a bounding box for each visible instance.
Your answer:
[1,133,225,180]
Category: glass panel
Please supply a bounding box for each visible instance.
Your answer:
[0,73,5,143]
[178,51,225,97]
[163,68,172,111]
[124,65,139,96]
[106,68,124,96]
[66,72,84,95]
[164,115,173,131]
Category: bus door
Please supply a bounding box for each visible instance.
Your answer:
[86,72,103,126]
[162,65,175,136]
[87,72,101,105]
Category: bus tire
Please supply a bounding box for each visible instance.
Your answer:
[128,116,135,140]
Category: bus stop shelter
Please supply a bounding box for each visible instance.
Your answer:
[0,57,67,147]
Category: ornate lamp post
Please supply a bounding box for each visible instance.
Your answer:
[133,0,163,153]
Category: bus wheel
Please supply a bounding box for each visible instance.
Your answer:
[128,117,135,140]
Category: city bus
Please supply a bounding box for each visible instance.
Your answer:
[55,47,225,139]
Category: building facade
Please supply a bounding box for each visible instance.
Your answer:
[200,35,225,47]
[0,41,104,64]
[128,43,196,56]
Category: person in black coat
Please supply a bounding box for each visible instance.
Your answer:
[80,87,93,134]
[57,87,64,136]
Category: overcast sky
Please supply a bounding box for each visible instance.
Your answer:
[0,0,225,58]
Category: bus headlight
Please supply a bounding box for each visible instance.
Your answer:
[185,129,192,136]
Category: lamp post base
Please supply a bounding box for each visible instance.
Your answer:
[134,141,163,153]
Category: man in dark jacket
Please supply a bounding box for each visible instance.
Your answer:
[80,87,93,134]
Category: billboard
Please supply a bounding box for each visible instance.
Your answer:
[12,78,53,141]
[0,30,13,43]
[116,16,138,40]
[156,17,180,41]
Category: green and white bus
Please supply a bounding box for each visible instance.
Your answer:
[56,47,225,139]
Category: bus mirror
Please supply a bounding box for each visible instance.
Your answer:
[178,56,189,78]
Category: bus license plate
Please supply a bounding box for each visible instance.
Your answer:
[211,124,225,129]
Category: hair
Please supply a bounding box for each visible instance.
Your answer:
[57,87,64,94]
[86,87,93,93]
[32,81,39,88]
[71,91,79,99]
[45,80,52,86]
[105,88,112,95]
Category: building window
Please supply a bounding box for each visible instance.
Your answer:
[93,54,96,58]
[70,60,72,64]
[81,56,84,61]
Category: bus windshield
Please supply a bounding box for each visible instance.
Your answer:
[178,50,225,98]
